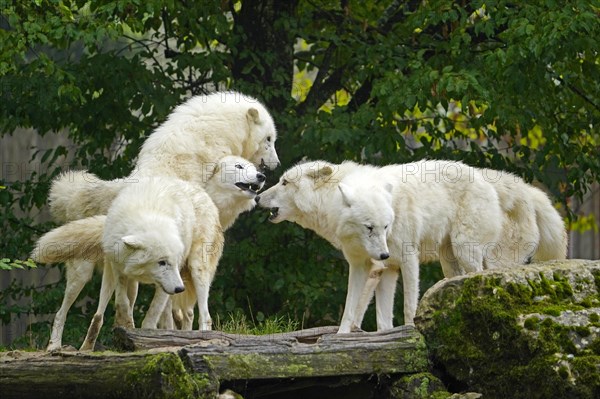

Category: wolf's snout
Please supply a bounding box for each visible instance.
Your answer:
[379,253,390,260]
[255,195,260,203]
[257,173,266,182]
[174,286,185,294]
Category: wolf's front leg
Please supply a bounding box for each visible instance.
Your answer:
[352,260,386,330]
[375,266,399,330]
[400,255,420,325]
[80,260,117,351]
[142,288,170,329]
[338,255,371,333]
[114,274,135,329]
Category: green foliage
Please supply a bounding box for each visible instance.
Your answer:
[1,1,598,347]
[0,258,36,271]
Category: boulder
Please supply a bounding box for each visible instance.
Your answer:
[415,260,600,399]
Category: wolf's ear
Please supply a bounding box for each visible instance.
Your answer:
[306,164,333,180]
[338,183,355,207]
[122,235,144,250]
[247,108,261,125]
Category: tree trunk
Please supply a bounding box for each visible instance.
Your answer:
[230,0,299,112]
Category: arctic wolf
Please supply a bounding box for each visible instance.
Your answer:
[33,156,264,350]
[168,156,266,330]
[49,91,278,224]
[258,160,567,333]
[352,167,568,331]
[258,160,505,332]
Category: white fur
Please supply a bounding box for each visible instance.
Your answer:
[167,156,266,330]
[354,167,567,332]
[135,91,279,181]
[48,91,277,223]
[34,177,222,351]
[34,156,262,351]
[258,160,504,332]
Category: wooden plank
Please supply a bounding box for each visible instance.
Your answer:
[180,325,429,380]
[113,325,341,351]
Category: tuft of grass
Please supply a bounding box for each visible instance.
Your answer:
[214,310,299,335]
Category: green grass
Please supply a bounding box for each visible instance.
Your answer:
[214,310,300,335]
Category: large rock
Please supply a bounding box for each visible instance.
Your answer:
[415,260,600,399]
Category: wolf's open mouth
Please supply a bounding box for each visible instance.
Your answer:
[235,182,262,194]
[268,207,279,220]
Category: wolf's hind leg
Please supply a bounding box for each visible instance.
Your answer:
[47,260,95,352]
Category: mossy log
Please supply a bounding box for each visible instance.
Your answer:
[0,350,215,399]
[116,325,429,380]
[1,326,429,398]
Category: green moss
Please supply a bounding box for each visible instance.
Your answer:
[123,353,216,399]
[389,372,449,399]
[524,316,540,331]
[588,338,600,355]
[593,271,600,293]
[423,270,600,399]
[557,365,570,379]
[590,313,600,323]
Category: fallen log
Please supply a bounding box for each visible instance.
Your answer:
[1,326,430,398]
[0,349,215,399]
[115,325,428,380]
[113,325,341,351]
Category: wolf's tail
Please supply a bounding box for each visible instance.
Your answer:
[31,216,106,264]
[528,187,568,261]
[49,171,123,223]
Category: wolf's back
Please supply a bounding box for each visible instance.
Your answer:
[31,216,106,264]
[49,171,123,223]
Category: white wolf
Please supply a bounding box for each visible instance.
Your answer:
[168,156,267,330]
[49,91,278,224]
[33,156,264,351]
[258,160,567,333]
[350,167,568,331]
[257,160,505,332]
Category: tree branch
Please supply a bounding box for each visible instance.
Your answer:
[297,0,420,116]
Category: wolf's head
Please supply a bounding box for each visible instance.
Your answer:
[207,155,266,200]
[257,161,337,224]
[245,106,280,171]
[336,181,395,261]
[107,220,186,294]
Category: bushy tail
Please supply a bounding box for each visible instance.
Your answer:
[528,187,568,261]
[49,171,123,223]
[31,216,106,264]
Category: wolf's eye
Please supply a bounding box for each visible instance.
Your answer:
[235,163,244,170]
[266,136,272,142]
[365,225,374,232]
[384,225,389,229]
[281,179,288,186]
[158,260,167,267]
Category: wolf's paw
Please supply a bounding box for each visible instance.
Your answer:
[46,342,61,352]
[200,320,212,331]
